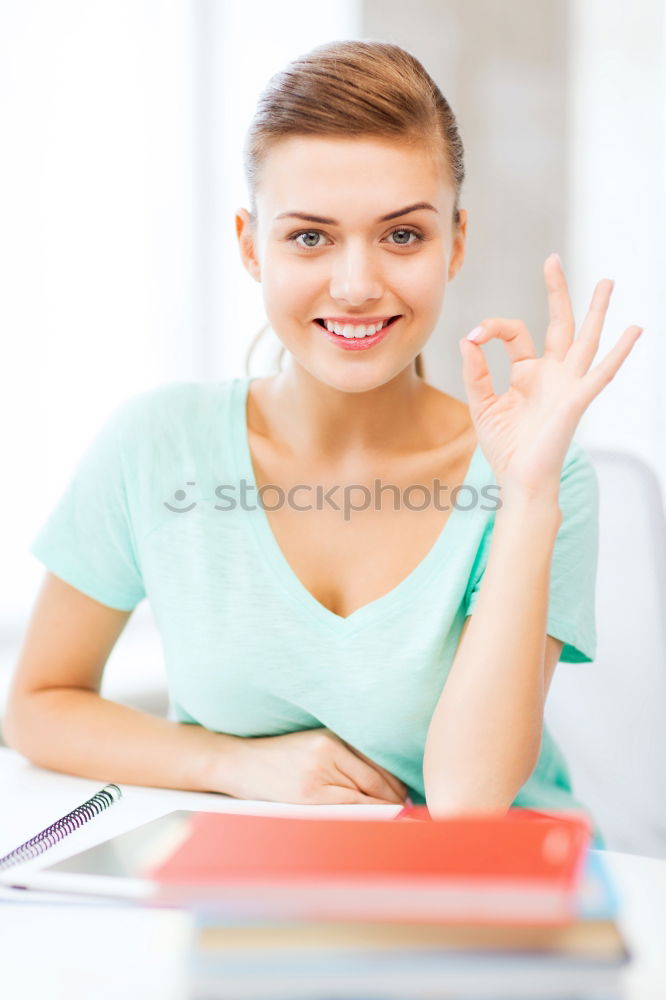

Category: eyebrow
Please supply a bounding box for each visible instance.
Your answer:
[273,202,439,225]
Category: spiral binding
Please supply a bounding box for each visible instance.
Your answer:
[0,783,122,872]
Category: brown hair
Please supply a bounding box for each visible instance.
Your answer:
[242,39,465,380]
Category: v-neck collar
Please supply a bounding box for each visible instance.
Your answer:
[229,375,486,639]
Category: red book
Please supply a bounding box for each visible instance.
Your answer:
[145,807,591,925]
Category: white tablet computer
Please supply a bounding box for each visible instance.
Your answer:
[0,809,194,902]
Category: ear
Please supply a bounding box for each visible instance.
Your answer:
[448,208,468,281]
[235,208,261,282]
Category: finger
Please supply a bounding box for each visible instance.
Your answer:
[543,254,576,362]
[460,318,536,422]
[459,332,497,421]
[323,767,402,806]
[463,318,537,364]
[372,764,408,801]
[565,278,614,376]
[333,755,406,804]
[336,761,406,803]
[319,785,403,806]
[579,325,643,403]
[343,744,408,800]
[337,737,408,798]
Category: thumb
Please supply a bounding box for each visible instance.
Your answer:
[460,334,497,419]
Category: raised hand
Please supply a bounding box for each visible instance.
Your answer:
[459,254,643,500]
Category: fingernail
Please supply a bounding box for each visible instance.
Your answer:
[550,252,561,265]
[466,325,484,342]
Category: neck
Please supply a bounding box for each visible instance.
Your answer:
[252,359,450,465]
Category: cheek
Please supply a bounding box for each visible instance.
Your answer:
[262,268,318,327]
[263,249,320,300]
[392,257,446,312]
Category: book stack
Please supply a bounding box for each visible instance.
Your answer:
[145,806,630,1000]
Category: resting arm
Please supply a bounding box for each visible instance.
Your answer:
[423,495,564,816]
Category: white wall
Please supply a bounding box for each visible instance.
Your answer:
[565,0,666,501]
[0,0,203,639]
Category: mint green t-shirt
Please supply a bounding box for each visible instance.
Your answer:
[29,376,602,841]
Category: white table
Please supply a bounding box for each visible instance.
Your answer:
[0,747,665,1000]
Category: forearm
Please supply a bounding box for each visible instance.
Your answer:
[3,688,245,795]
[423,493,562,815]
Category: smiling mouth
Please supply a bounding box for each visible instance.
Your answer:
[314,316,401,333]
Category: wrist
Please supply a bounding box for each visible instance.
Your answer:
[496,486,562,523]
[183,724,249,797]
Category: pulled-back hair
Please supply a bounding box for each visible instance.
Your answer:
[243,39,465,380]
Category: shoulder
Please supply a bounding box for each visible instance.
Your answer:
[105,378,239,440]
[111,378,237,418]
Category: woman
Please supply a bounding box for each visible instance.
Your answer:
[4,41,641,845]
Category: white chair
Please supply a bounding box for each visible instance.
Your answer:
[545,447,666,859]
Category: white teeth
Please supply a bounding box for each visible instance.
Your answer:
[323,318,390,337]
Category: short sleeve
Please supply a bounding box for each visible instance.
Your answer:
[465,442,599,664]
[29,395,148,611]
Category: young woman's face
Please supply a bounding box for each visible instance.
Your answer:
[237,136,467,390]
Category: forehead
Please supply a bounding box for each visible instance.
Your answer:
[258,136,452,221]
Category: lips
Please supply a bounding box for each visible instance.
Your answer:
[314,316,400,330]
[315,315,398,327]
[315,315,400,351]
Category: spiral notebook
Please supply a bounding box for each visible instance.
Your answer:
[0,783,123,873]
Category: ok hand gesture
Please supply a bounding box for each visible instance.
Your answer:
[460,254,643,500]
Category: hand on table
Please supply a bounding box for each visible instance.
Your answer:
[222,727,408,806]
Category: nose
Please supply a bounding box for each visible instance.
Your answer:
[328,239,384,307]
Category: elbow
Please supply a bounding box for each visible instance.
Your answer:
[1,692,42,757]
[425,789,513,820]
[2,708,30,755]
[1,698,22,750]
[424,755,540,820]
